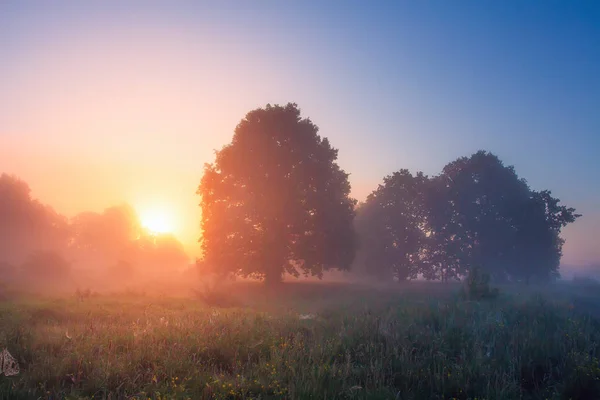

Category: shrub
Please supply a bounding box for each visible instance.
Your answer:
[462,265,499,300]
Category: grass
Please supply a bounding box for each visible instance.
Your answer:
[1,280,600,399]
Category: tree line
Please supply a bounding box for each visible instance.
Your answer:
[0,102,581,287]
[198,103,580,285]
[0,175,189,287]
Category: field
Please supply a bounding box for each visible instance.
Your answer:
[1,280,600,400]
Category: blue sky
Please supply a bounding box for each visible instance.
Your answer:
[1,1,599,265]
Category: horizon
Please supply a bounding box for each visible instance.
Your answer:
[1,1,599,268]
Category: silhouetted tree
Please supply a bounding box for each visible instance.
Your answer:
[357,151,580,284]
[355,170,429,281]
[421,175,466,282]
[70,205,189,279]
[137,233,190,279]
[430,151,579,282]
[198,103,357,285]
[0,174,71,266]
[70,205,143,263]
[508,190,580,283]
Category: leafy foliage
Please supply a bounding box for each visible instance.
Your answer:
[0,174,71,266]
[356,150,580,283]
[354,170,429,281]
[198,103,357,284]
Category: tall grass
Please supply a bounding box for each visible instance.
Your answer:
[1,282,599,399]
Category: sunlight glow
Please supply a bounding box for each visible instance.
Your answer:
[139,207,175,234]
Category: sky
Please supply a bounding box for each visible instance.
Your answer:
[1,1,599,266]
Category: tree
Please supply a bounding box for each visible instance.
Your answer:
[354,170,429,281]
[136,233,190,280]
[0,174,71,266]
[509,190,580,283]
[356,150,580,284]
[70,204,143,262]
[432,150,580,283]
[198,103,357,285]
[421,175,467,282]
[70,205,189,279]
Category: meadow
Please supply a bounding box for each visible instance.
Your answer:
[1,280,600,400]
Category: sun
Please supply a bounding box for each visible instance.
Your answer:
[139,208,175,234]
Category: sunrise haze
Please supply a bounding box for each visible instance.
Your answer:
[1,1,599,267]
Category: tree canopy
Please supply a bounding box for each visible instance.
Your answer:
[354,170,429,281]
[355,151,580,283]
[198,103,357,284]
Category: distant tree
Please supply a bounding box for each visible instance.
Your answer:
[354,170,429,281]
[198,103,357,285]
[70,206,189,279]
[152,234,189,268]
[0,174,71,266]
[21,250,70,282]
[70,204,143,263]
[138,233,190,279]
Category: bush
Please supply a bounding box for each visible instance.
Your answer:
[462,265,499,300]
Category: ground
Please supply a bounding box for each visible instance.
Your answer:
[1,280,600,400]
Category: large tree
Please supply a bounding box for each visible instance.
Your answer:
[355,151,580,283]
[198,103,357,285]
[432,150,580,282]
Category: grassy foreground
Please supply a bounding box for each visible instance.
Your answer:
[1,281,600,400]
